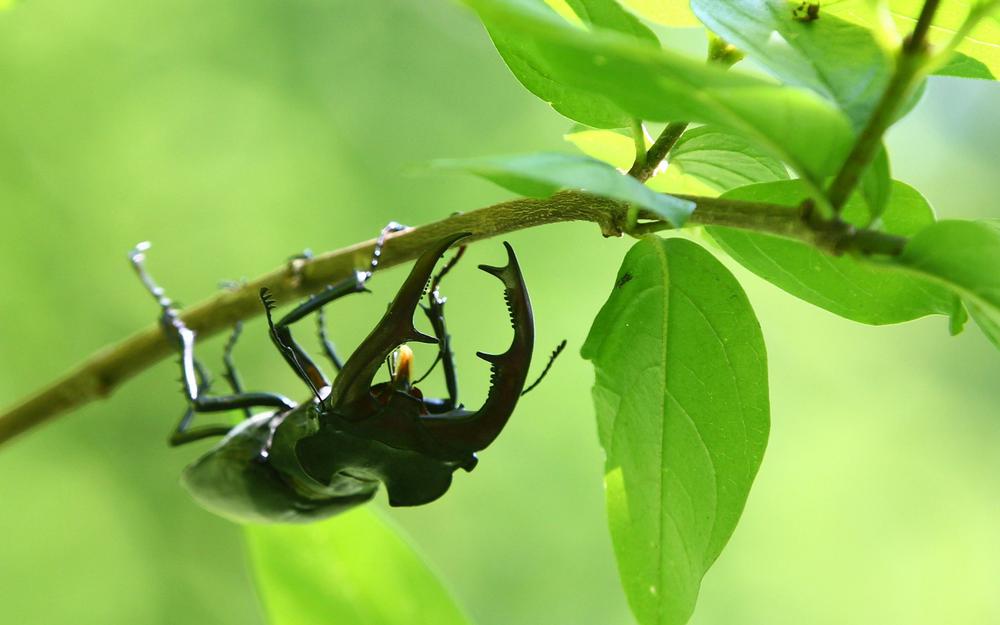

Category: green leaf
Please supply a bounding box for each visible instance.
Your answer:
[668,125,790,192]
[933,50,997,79]
[564,125,637,170]
[464,0,856,189]
[581,237,769,625]
[860,145,892,221]
[708,180,960,325]
[828,0,1000,77]
[563,123,792,194]
[246,508,472,625]
[617,0,703,26]
[433,152,696,225]
[892,0,1000,75]
[563,124,789,195]
[484,0,658,128]
[563,0,660,41]
[898,220,1000,348]
[646,165,720,196]
[690,0,894,128]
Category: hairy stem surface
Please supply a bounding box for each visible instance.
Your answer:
[0,191,905,446]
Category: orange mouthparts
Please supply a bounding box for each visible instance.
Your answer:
[392,345,414,386]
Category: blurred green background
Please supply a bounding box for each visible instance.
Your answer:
[1,1,998,624]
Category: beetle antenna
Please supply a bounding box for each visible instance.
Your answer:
[520,339,567,396]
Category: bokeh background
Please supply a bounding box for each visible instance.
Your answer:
[1,1,998,624]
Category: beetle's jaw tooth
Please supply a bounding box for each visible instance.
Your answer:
[423,241,534,453]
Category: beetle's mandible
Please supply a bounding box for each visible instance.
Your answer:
[130,230,553,523]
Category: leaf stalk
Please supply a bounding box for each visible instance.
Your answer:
[825,0,942,213]
[0,191,908,447]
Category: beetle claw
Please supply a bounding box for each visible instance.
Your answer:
[423,241,534,453]
[328,232,470,409]
[475,351,502,364]
[477,263,505,278]
[406,327,439,345]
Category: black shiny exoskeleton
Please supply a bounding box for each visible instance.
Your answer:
[130,231,540,523]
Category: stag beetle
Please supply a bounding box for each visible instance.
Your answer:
[131,230,561,523]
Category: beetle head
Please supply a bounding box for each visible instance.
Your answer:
[302,234,534,504]
[325,232,467,412]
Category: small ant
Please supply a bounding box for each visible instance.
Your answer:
[793,2,820,22]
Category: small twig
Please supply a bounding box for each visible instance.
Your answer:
[626,36,742,184]
[826,0,941,213]
[627,122,688,182]
[0,191,907,447]
[924,0,999,74]
[905,0,943,54]
[630,119,647,171]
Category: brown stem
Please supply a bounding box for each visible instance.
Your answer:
[825,0,941,213]
[625,36,742,183]
[627,122,689,182]
[0,190,905,446]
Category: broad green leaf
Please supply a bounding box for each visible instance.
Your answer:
[708,180,960,325]
[933,50,997,79]
[564,125,637,169]
[485,0,658,128]
[0,0,16,10]
[433,152,695,225]
[563,0,661,41]
[545,0,588,25]
[828,0,1000,77]
[860,145,892,220]
[668,125,789,192]
[646,165,719,196]
[618,0,702,26]
[690,0,894,128]
[890,0,1000,76]
[464,0,856,188]
[582,237,769,625]
[563,124,789,195]
[246,508,472,625]
[898,220,1000,347]
[488,31,630,128]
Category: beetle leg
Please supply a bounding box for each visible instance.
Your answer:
[170,424,233,447]
[260,223,407,394]
[262,289,328,400]
[171,359,223,446]
[328,233,470,410]
[418,245,467,412]
[213,281,254,419]
[420,242,534,452]
[129,242,298,447]
[260,272,369,399]
[220,321,253,419]
[316,223,406,372]
[364,221,408,278]
[316,307,343,372]
[168,321,296,446]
